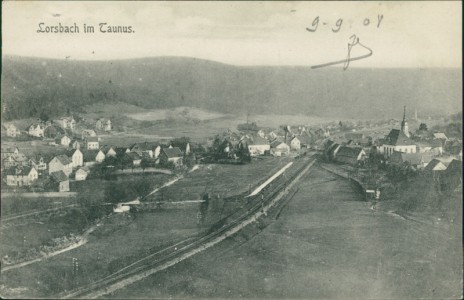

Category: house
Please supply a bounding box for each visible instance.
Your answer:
[257,129,266,138]
[55,116,76,130]
[48,155,73,176]
[126,152,142,166]
[424,159,447,172]
[417,140,443,156]
[75,166,90,181]
[43,125,66,139]
[101,145,117,158]
[247,137,270,157]
[66,149,84,168]
[326,143,342,160]
[29,156,47,172]
[268,131,279,140]
[270,139,290,156]
[160,147,183,167]
[81,129,97,139]
[129,142,160,159]
[50,171,70,192]
[335,147,367,166]
[85,136,100,150]
[433,132,448,141]
[71,140,81,149]
[96,118,112,131]
[1,147,19,159]
[2,152,28,169]
[5,166,38,186]
[441,159,462,191]
[3,124,21,137]
[298,132,314,148]
[382,129,417,157]
[290,136,301,151]
[388,152,433,170]
[55,135,71,147]
[28,123,46,137]
[82,150,105,166]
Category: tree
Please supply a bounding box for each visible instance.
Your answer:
[170,137,190,151]
[419,123,428,131]
[140,157,151,172]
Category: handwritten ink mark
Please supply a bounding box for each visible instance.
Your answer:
[52,13,61,17]
[311,34,373,70]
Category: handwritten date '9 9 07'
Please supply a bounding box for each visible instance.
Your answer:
[306,15,384,33]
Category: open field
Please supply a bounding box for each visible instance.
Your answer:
[147,156,293,202]
[0,158,296,298]
[107,166,463,299]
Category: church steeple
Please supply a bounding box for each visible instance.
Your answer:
[401,106,410,137]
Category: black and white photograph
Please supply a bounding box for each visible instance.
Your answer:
[1,1,462,299]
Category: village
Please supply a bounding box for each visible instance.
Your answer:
[1,106,461,200]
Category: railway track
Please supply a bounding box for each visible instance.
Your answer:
[56,157,316,299]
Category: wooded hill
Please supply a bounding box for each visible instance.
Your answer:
[1,55,461,120]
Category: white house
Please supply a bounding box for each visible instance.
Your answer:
[83,150,105,166]
[85,136,100,150]
[68,149,84,168]
[28,123,45,137]
[48,155,73,176]
[56,135,71,147]
[290,137,301,151]
[270,140,290,156]
[5,166,38,186]
[96,118,112,131]
[248,137,270,157]
[160,147,183,167]
[75,166,90,181]
[81,129,97,139]
[4,124,21,137]
[29,157,47,171]
[55,116,76,130]
[50,171,70,192]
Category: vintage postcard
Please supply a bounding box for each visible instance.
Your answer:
[1,1,462,299]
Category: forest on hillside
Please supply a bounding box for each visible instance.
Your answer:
[1,55,461,120]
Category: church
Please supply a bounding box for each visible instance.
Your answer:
[382,106,417,157]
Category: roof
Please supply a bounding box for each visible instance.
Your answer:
[424,159,447,171]
[50,170,68,182]
[389,152,433,166]
[76,166,90,173]
[161,147,183,158]
[82,150,100,161]
[345,132,364,140]
[2,147,19,153]
[129,142,159,152]
[385,129,415,146]
[52,155,72,165]
[86,136,99,143]
[65,148,82,157]
[249,136,269,146]
[126,152,142,160]
[270,139,287,148]
[446,159,462,174]
[336,146,364,159]
[433,132,448,140]
[5,166,35,176]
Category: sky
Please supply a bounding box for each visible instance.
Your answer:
[2,1,462,68]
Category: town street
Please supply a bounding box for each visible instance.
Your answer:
[108,166,463,299]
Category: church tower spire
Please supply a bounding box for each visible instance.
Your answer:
[401,106,410,137]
